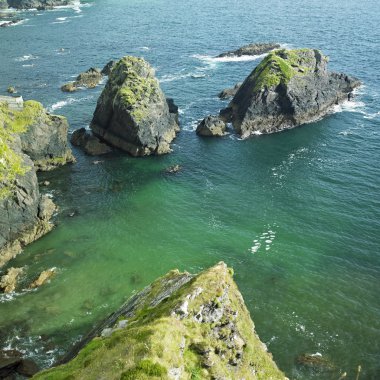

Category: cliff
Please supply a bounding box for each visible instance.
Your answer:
[221,48,360,137]
[0,99,73,267]
[33,262,286,380]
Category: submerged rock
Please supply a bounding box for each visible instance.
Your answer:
[70,128,112,156]
[33,263,286,379]
[196,115,227,137]
[90,56,179,156]
[29,267,56,289]
[218,82,242,99]
[165,164,182,174]
[0,350,39,378]
[221,48,361,137]
[0,267,24,293]
[217,42,280,58]
[295,353,335,372]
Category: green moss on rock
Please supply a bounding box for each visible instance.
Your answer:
[247,48,323,92]
[33,263,286,380]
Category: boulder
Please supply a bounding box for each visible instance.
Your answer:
[7,86,16,94]
[196,115,226,137]
[218,82,242,99]
[29,267,56,289]
[70,128,112,156]
[0,267,24,293]
[33,263,286,380]
[217,42,280,58]
[221,48,361,137]
[61,68,103,92]
[90,56,179,156]
[0,350,39,378]
[61,83,77,93]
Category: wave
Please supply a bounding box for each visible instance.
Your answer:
[48,95,94,112]
[193,53,268,63]
[250,224,278,254]
[56,16,67,21]
[159,72,193,83]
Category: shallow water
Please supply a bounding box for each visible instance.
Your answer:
[0,0,380,378]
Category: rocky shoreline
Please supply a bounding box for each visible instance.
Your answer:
[0,0,75,10]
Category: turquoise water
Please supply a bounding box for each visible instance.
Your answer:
[1,0,380,378]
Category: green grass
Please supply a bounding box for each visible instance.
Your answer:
[0,100,43,199]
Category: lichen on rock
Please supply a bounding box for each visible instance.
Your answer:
[33,263,286,380]
[90,56,179,157]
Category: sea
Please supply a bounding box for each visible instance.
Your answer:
[0,0,379,378]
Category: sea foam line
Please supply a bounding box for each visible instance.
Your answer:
[48,96,94,112]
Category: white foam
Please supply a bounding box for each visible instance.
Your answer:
[56,17,67,21]
[193,53,268,63]
[159,72,193,83]
[139,46,150,51]
[48,95,93,112]
[15,54,38,62]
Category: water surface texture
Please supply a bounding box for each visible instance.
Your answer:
[0,0,379,379]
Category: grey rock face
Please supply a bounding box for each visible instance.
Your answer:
[218,83,242,99]
[90,56,179,156]
[222,48,361,137]
[217,42,280,58]
[19,106,74,170]
[101,60,117,76]
[196,115,226,137]
[0,139,55,268]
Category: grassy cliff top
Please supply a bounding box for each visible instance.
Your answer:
[33,263,286,380]
[246,48,327,92]
[0,100,44,198]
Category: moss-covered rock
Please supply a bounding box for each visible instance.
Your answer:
[33,263,286,380]
[221,48,361,137]
[91,56,179,157]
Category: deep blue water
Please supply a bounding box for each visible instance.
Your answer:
[0,0,380,379]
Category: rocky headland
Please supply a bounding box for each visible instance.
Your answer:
[1,0,74,10]
[220,48,361,138]
[33,262,286,380]
[0,97,73,268]
[217,43,280,58]
[90,56,179,156]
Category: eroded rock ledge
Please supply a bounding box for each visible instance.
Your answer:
[33,263,286,380]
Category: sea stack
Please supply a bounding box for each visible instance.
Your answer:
[221,48,361,138]
[90,56,179,157]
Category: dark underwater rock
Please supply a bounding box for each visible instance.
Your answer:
[221,48,361,137]
[196,115,226,137]
[217,42,280,58]
[90,56,179,156]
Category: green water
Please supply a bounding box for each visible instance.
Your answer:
[1,0,380,379]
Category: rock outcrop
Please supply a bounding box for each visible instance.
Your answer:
[33,263,286,380]
[196,115,227,137]
[0,267,23,293]
[5,0,73,10]
[70,128,112,156]
[29,267,56,289]
[61,61,117,92]
[221,48,361,137]
[217,43,280,58]
[218,82,242,99]
[0,350,39,378]
[90,56,179,156]
[17,101,75,170]
[0,98,72,267]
